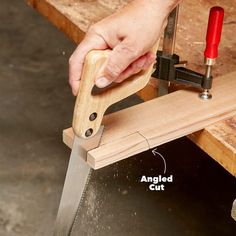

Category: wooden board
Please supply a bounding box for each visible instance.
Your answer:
[63,71,236,169]
[189,117,236,176]
[27,0,130,44]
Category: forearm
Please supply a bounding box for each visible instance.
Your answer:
[125,0,181,21]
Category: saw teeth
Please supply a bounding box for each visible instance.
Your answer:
[69,168,93,235]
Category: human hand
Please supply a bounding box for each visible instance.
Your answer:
[69,0,180,95]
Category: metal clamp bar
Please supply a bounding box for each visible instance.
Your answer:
[158,5,179,97]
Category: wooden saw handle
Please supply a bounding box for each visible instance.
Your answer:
[73,42,159,138]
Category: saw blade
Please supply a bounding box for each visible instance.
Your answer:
[54,126,104,236]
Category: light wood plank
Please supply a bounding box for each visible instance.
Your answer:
[189,117,236,177]
[27,0,130,44]
[63,71,236,169]
[88,132,149,169]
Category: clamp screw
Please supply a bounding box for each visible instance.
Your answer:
[199,89,212,100]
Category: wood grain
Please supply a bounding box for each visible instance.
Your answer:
[64,71,236,169]
[27,0,130,44]
[189,117,236,177]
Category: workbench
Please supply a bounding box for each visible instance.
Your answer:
[27,0,236,177]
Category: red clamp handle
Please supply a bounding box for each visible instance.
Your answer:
[204,6,224,59]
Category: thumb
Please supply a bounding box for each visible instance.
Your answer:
[95,39,140,88]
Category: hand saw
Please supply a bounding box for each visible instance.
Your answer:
[54,42,159,236]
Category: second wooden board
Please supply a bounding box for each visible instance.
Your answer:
[63,71,236,169]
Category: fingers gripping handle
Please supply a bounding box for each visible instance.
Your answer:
[204,6,224,59]
[72,42,159,139]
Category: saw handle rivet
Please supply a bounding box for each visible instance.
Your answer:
[85,128,93,137]
[89,112,97,121]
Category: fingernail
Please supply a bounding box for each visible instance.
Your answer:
[96,77,111,88]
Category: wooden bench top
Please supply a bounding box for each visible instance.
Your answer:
[27,0,236,176]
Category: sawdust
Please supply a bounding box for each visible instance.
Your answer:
[0,200,24,233]
[73,183,105,235]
